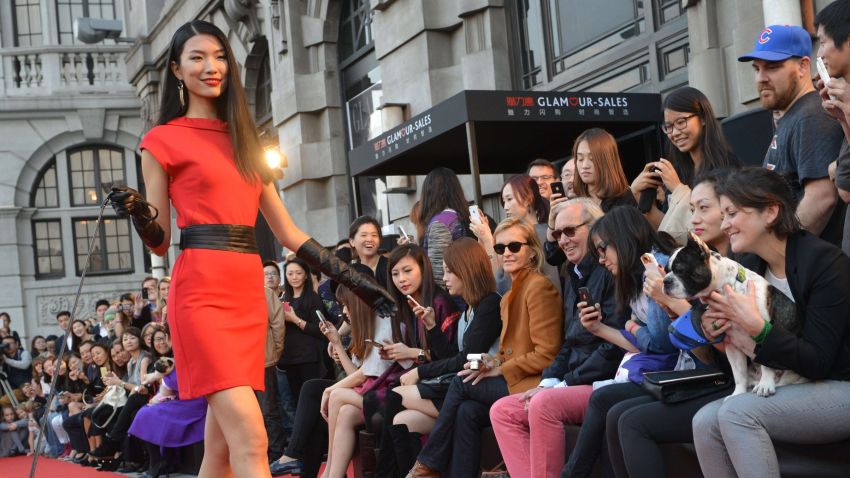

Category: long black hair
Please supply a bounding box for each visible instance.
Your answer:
[419,168,471,229]
[662,86,739,187]
[282,257,315,300]
[590,206,677,313]
[386,244,436,348]
[158,20,272,184]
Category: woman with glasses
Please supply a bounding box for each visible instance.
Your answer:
[560,206,681,477]
[631,86,740,243]
[471,174,561,295]
[407,218,562,478]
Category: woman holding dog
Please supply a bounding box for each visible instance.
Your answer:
[693,167,850,478]
[603,170,739,478]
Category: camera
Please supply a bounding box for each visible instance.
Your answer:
[467,353,483,370]
[0,342,9,351]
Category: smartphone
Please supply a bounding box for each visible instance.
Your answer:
[282,301,292,312]
[364,339,385,350]
[818,57,836,99]
[100,366,108,377]
[315,310,327,324]
[577,287,593,306]
[141,288,149,300]
[468,205,482,225]
[406,294,422,308]
[399,225,409,239]
[550,181,565,197]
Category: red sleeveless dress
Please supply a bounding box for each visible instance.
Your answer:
[140,117,265,399]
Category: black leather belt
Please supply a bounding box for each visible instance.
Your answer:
[179,224,259,254]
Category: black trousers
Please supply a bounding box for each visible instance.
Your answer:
[563,382,648,478]
[417,375,508,478]
[280,361,322,409]
[256,365,286,460]
[62,412,89,452]
[285,378,333,478]
[107,392,148,441]
[608,385,732,478]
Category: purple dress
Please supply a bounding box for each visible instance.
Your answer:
[128,368,207,448]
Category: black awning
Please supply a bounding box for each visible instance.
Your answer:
[349,90,664,178]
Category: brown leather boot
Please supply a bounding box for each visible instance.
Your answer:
[406,461,439,478]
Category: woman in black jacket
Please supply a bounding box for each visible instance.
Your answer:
[277,257,331,406]
[693,167,850,477]
[375,238,501,476]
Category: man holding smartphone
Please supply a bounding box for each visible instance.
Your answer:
[132,276,159,328]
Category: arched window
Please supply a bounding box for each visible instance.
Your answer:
[30,143,135,279]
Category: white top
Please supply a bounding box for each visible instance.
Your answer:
[765,268,794,302]
[359,313,396,377]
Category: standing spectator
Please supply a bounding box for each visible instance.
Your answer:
[631,86,740,243]
[115,294,136,339]
[560,158,577,199]
[1,337,32,407]
[0,313,21,347]
[418,168,472,287]
[29,336,48,359]
[91,300,111,342]
[490,198,620,478]
[738,24,846,246]
[132,277,159,328]
[276,258,330,425]
[53,310,72,356]
[572,128,637,211]
[817,0,850,255]
[349,216,389,288]
[264,260,284,300]
[258,286,286,461]
[528,159,559,201]
[408,218,563,478]
[155,277,171,324]
[693,167,850,477]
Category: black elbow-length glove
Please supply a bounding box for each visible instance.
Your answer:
[109,186,165,250]
[296,238,396,317]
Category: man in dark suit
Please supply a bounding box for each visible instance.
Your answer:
[53,310,72,356]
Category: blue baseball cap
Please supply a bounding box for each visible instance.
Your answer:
[737,25,812,62]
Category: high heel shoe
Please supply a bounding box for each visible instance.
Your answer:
[95,457,121,472]
[89,437,121,459]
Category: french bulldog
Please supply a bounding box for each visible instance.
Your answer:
[661,232,802,397]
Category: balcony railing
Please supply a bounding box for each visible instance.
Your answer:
[1,44,134,97]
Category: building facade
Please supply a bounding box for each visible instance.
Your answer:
[0,0,834,341]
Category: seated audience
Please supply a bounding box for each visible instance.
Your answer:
[572,128,637,212]
[693,167,850,477]
[0,405,28,457]
[490,198,621,478]
[407,218,563,478]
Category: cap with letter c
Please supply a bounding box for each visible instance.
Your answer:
[737,25,812,62]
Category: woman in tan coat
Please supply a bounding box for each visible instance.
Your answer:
[407,218,563,478]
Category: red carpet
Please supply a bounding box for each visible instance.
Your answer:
[0,455,125,478]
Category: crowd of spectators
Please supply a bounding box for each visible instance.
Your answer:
[5,4,850,478]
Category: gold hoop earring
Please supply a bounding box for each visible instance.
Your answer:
[177,80,185,108]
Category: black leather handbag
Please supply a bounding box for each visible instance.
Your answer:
[642,367,732,404]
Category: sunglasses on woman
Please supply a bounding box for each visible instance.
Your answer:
[551,221,588,241]
[493,241,528,255]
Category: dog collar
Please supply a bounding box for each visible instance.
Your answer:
[736,265,747,283]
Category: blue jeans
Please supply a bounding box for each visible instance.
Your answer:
[275,367,296,439]
[693,380,850,478]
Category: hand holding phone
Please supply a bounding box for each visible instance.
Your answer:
[364,338,385,350]
[577,287,593,307]
[469,205,482,225]
[315,310,327,324]
[406,294,422,309]
[282,301,292,313]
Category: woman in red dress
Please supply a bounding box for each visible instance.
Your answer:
[109,21,392,478]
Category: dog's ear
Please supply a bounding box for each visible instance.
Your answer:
[687,231,710,260]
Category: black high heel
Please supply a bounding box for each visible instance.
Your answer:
[95,457,121,472]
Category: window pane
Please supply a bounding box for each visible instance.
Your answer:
[73,217,132,275]
[68,146,125,205]
[13,0,42,47]
[32,159,59,208]
[557,0,635,52]
[517,0,544,88]
[33,219,64,277]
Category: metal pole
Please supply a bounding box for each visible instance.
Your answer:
[465,121,483,206]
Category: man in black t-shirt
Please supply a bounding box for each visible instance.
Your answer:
[739,25,846,247]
